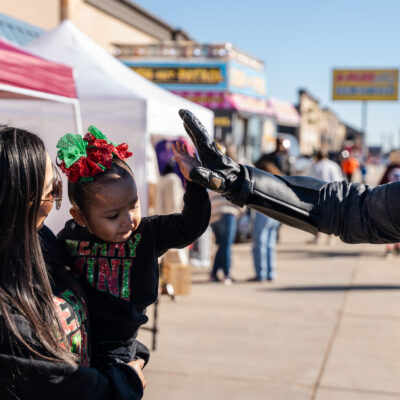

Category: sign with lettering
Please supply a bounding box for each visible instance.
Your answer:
[125,60,267,98]
[132,66,224,85]
[332,69,398,101]
[126,62,228,91]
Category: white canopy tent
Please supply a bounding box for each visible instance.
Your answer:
[25,21,213,137]
[0,21,213,233]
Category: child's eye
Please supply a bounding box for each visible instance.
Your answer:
[107,214,118,220]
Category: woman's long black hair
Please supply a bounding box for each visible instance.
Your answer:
[0,126,76,364]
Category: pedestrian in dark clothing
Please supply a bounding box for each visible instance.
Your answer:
[250,146,283,281]
[255,136,291,176]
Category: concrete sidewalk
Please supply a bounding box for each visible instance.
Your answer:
[138,226,400,399]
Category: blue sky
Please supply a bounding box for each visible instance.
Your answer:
[133,0,400,147]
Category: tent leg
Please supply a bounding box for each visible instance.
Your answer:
[72,100,83,135]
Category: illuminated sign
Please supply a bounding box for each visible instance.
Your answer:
[332,69,398,101]
[131,66,225,85]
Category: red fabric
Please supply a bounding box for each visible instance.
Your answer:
[84,133,114,170]
[59,159,104,182]
[84,133,133,166]
[61,133,133,182]
[0,40,77,99]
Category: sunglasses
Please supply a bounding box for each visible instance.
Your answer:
[41,164,63,210]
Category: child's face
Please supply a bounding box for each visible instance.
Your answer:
[84,175,141,243]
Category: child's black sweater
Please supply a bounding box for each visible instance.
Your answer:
[57,181,210,359]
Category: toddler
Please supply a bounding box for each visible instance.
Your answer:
[56,126,210,366]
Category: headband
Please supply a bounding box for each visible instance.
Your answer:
[56,125,132,182]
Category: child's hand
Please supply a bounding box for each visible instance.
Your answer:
[128,358,147,389]
[172,140,201,182]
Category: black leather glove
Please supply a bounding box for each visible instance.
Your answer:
[179,109,249,206]
[179,109,326,234]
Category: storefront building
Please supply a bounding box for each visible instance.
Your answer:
[297,89,323,155]
[297,89,347,155]
[116,41,277,163]
[320,108,346,152]
[0,0,189,52]
[345,123,364,150]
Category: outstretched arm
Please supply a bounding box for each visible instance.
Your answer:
[178,109,400,244]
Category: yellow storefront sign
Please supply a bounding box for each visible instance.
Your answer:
[214,116,231,127]
[332,69,398,101]
[131,66,225,85]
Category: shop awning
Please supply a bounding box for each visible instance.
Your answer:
[171,91,275,116]
[229,93,275,116]
[267,98,300,126]
[0,39,77,100]
[170,91,301,125]
[0,13,43,46]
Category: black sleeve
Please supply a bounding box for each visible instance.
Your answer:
[242,167,400,244]
[318,180,400,243]
[155,180,211,257]
[0,314,143,400]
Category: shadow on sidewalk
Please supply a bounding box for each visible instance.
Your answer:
[266,284,400,292]
[277,249,383,258]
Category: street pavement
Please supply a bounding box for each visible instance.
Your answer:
[138,224,400,400]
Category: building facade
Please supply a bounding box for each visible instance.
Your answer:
[116,41,277,162]
[297,89,346,155]
[0,0,189,52]
[320,108,346,152]
[297,89,323,154]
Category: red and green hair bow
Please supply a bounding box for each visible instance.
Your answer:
[56,125,132,182]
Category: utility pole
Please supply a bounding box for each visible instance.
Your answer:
[389,133,394,152]
[60,0,69,21]
[398,128,400,149]
[361,101,368,136]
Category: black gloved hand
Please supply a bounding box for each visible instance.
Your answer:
[179,109,247,205]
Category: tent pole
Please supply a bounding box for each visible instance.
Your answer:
[72,100,83,135]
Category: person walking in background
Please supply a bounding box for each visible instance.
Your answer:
[249,144,283,282]
[360,163,368,184]
[255,136,291,176]
[209,191,240,285]
[250,212,280,281]
[209,144,241,285]
[311,150,344,183]
[255,136,291,246]
[341,150,359,182]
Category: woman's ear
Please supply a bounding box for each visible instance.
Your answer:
[70,207,87,227]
